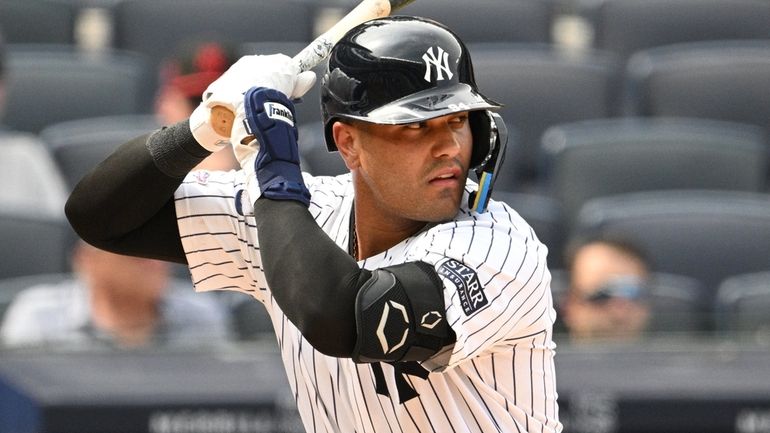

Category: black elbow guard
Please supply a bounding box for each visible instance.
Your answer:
[352,261,455,363]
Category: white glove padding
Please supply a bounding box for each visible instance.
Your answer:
[189,54,317,153]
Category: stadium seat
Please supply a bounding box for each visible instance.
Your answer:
[111,0,316,80]
[625,41,770,136]
[0,131,69,218]
[587,0,770,61]
[541,117,768,228]
[647,273,708,335]
[716,271,770,337]
[574,190,770,315]
[296,121,348,177]
[0,211,71,280]
[468,44,622,189]
[0,0,78,44]
[39,115,160,189]
[4,46,154,133]
[398,0,557,43]
[494,191,566,269]
[227,293,275,341]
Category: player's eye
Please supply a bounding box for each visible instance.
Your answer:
[404,121,426,130]
[449,115,468,125]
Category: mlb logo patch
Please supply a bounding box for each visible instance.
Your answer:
[438,259,488,316]
[192,171,210,185]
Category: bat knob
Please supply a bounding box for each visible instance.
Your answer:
[210,105,235,138]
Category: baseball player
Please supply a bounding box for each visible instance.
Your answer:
[67,17,562,433]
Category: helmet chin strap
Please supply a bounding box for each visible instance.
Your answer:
[469,112,508,213]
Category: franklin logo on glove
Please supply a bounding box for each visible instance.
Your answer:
[265,102,295,126]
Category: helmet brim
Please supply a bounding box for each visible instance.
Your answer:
[341,83,501,125]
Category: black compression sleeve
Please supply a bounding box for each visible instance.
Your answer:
[253,198,370,357]
[65,120,207,263]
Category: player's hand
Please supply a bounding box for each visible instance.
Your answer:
[189,54,316,152]
[236,86,310,207]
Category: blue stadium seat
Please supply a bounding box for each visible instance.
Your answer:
[625,41,770,137]
[494,191,566,269]
[4,46,154,133]
[716,271,770,337]
[0,0,78,44]
[111,0,316,79]
[398,0,557,43]
[0,211,71,280]
[39,115,160,189]
[587,0,770,61]
[541,117,768,228]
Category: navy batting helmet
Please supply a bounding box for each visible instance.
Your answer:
[320,16,508,212]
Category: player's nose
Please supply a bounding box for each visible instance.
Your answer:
[426,120,463,159]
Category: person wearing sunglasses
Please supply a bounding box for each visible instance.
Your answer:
[561,235,652,342]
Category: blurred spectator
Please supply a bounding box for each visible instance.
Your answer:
[155,41,278,338]
[0,26,7,128]
[155,40,239,171]
[560,234,652,343]
[0,27,69,215]
[0,242,232,349]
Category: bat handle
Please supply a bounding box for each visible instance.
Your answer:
[210,105,236,137]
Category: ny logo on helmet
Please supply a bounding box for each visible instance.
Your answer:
[422,46,454,83]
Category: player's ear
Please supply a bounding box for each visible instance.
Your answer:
[333,121,361,170]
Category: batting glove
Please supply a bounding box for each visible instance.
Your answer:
[189,54,316,153]
[237,86,310,207]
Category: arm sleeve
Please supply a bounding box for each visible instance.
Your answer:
[253,198,369,357]
[252,198,456,360]
[65,121,209,263]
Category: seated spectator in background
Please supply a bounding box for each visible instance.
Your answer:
[155,40,239,171]
[0,242,232,349]
[0,27,69,215]
[560,234,652,343]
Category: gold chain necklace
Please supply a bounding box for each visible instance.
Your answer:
[349,204,358,260]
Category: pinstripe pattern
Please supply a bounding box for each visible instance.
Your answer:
[175,170,562,432]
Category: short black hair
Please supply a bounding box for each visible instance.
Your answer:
[563,232,651,274]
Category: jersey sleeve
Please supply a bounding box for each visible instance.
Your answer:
[414,200,556,370]
[174,170,351,307]
[174,169,270,303]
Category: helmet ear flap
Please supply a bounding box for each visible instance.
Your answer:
[468,111,508,213]
[469,110,491,169]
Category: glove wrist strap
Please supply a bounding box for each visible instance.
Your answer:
[259,160,310,206]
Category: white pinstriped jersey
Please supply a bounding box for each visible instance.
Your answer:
[174,169,562,433]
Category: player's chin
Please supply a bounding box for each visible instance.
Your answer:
[423,189,464,221]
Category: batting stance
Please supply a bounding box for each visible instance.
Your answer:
[67,17,562,433]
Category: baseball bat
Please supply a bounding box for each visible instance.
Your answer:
[209,0,416,138]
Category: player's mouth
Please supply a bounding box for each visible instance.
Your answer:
[428,167,463,187]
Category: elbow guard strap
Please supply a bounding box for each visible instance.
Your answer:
[352,261,454,363]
